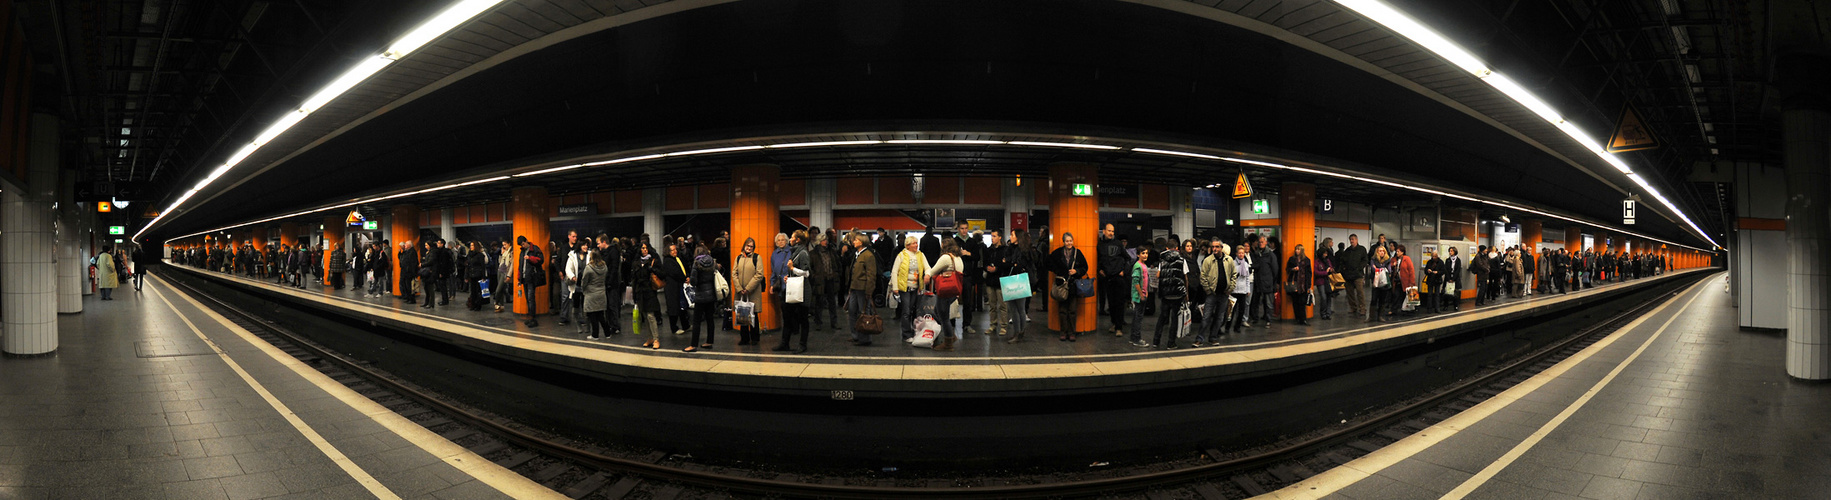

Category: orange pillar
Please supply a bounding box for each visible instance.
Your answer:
[1279,183,1315,319]
[730,165,782,330]
[279,222,298,249]
[390,206,421,298]
[323,216,344,285]
[1521,220,1543,255]
[511,187,551,314]
[247,227,264,252]
[1566,226,1583,253]
[1049,163,1100,333]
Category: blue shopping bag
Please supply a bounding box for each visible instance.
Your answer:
[1000,273,1032,300]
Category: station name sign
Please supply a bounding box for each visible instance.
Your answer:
[558,204,598,216]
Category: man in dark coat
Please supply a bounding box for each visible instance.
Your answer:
[1337,235,1369,318]
[1249,234,1279,325]
[399,242,420,302]
[1471,245,1491,306]
[517,236,546,327]
[1097,224,1130,337]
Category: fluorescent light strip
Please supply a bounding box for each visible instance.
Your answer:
[764,140,884,148]
[885,139,1004,145]
[583,154,665,166]
[1332,0,1720,249]
[665,146,765,156]
[1134,147,1222,160]
[140,0,506,242]
[456,176,510,186]
[513,164,583,177]
[1005,141,1121,150]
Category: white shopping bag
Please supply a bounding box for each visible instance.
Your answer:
[912,315,939,348]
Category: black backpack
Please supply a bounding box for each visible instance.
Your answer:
[1159,254,1187,301]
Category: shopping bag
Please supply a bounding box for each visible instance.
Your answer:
[715,272,729,300]
[911,316,939,348]
[622,286,634,306]
[1443,281,1458,296]
[1176,304,1193,338]
[1328,272,1346,291]
[478,279,492,299]
[1373,268,1389,288]
[631,305,641,336]
[735,301,757,327]
[917,293,938,318]
[785,276,805,304]
[885,289,899,309]
[1000,273,1032,300]
[366,270,375,283]
[683,287,697,308]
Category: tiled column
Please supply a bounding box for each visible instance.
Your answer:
[1279,182,1316,319]
[389,206,421,298]
[1784,103,1830,379]
[1171,186,1195,241]
[279,222,298,248]
[1566,227,1583,254]
[642,188,664,243]
[3,114,61,355]
[323,216,344,285]
[247,227,264,253]
[1003,177,1031,231]
[1049,163,1099,333]
[731,165,781,330]
[439,208,456,244]
[807,178,835,232]
[511,187,551,314]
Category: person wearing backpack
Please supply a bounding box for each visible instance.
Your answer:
[1150,247,1191,349]
[924,239,966,351]
[687,245,720,352]
[1128,246,1153,348]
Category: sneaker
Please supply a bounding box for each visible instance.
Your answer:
[1130,340,1151,348]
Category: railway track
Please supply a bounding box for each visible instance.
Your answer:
[159,269,1701,499]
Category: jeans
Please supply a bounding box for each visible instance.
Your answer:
[897,290,921,339]
[1197,293,1227,344]
[367,273,386,296]
[936,296,958,340]
[1288,292,1309,322]
[1055,296,1078,337]
[1152,299,1182,347]
[1314,284,1333,318]
[1009,297,1029,338]
[558,286,579,323]
[101,287,113,300]
[134,271,146,290]
[847,289,874,343]
[1250,290,1275,323]
[1229,293,1251,331]
[1129,298,1149,343]
[522,284,539,322]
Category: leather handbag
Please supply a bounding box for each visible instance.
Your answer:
[934,271,962,298]
[1327,272,1346,291]
[855,313,884,335]
[1051,277,1070,301]
[1074,278,1096,297]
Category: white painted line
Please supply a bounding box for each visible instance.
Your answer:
[152,274,567,500]
[1262,272,1719,499]
[145,281,403,500]
[1439,275,1711,499]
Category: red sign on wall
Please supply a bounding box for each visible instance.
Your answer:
[1011,213,1028,231]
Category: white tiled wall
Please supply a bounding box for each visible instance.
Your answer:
[55,211,82,314]
[2,191,59,355]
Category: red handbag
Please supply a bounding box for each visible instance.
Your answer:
[935,271,962,299]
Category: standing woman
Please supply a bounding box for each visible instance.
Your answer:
[632,244,663,349]
[1312,244,1335,321]
[1286,245,1312,325]
[1005,229,1033,343]
[924,238,966,351]
[1396,245,1417,316]
[1367,246,1395,322]
[1423,250,1446,314]
[581,247,613,339]
[775,231,813,353]
[1047,233,1089,342]
[658,242,691,337]
[96,246,120,300]
[1182,239,1207,327]
[732,238,765,345]
[464,241,488,310]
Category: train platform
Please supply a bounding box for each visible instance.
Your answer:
[0,275,561,500]
[164,262,1713,397]
[1272,272,1831,500]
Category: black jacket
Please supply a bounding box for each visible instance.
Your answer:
[1337,245,1368,280]
[1251,247,1279,293]
[519,245,546,287]
[399,248,420,282]
[1098,238,1129,278]
[1047,246,1088,287]
[465,252,487,280]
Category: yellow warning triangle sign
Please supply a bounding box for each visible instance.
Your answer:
[1606,105,1659,153]
[1231,172,1254,199]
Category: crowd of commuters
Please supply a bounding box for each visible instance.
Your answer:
[171,224,1672,354]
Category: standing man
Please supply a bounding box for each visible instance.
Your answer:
[1338,235,1368,319]
[1471,245,1490,306]
[516,236,546,327]
[1249,235,1278,326]
[1098,224,1130,338]
[982,231,1010,337]
[846,232,878,346]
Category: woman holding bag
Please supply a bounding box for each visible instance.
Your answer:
[924,239,967,351]
[1368,246,1396,323]
[775,231,814,353]
[1286,245,1312,326]
[582,248,613,339]
[1312,245,1336,321]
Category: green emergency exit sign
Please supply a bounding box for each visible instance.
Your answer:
[108,226,125,235]
[1252,199,1269,214]
[1072,183,1093,196]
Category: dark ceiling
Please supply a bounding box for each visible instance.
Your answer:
[17,0,1801,248]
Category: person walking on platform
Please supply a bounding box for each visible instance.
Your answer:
[1287,245,1312,326]
[981,231,1009,337]
[1368,246,1395,322]
[1048,233,1089,342]
[689,245,722,352]
[1338,235,1368,319]
[132,244,155,291]
[891,235,929,342]
[516,236,546,328]
[733,238,765,345]
[328,244,348,290]
[1098,224,1130,339]
[418,242,438,308]
[96,246,120,300]
[1505,248,1524,299]
[1521,247,1537,296]
[1196,241,1234,345]
[845,232,879,346]
[398,242,419,302]
[1002,229,1034,343]
[922,238,966,351]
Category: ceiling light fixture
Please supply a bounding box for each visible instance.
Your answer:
[1006,141,1121,150]
[1133,148,1221,160]
[665,145,765,156]
[764,140,884,148]
[885,139,1004,145]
